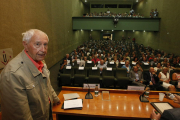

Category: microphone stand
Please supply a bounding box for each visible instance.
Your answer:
[85,84,93,99]
[139,89,150,102]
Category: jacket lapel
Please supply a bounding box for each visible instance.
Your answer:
[21,50,41,77]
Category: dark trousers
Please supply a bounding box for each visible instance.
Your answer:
[49,102,53,120]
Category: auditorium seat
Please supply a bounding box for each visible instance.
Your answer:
[102,67,115,88]
[73,67,88,86]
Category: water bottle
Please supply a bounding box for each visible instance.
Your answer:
[144,85,150,98]
[166,92,175,100]
[94,84,99,97]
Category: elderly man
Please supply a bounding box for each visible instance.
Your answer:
[97,60,107,74]
[129,66,144,86]
[121,60,131,73]
[0,29,60,120]
[143,67,163,90]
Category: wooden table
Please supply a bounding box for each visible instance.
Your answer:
[53,87,180,120]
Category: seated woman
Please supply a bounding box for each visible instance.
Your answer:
[132,57,138,64]
[158,67,176,91]
[154,62,163,73]
[172,68,180,81]
[161,58,168,67]
[111,56,119,68]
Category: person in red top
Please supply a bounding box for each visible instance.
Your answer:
[148,54,155,61]
[92,55,101,65]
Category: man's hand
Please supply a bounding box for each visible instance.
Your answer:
[150,109,161,120]
[53,100,61,106]
[173,94,180,104]
[149,81,153,85]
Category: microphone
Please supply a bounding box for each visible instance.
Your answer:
[85,84,93,99]
[139,88,150,102]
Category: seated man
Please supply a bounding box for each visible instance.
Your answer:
[121,60,131,73]
[79,56,87,67]
[97,60,107,74]
[151,58,158,66]
[129,66,144,86]
[92,55,100,65]
[60,60,71,73]
[144,67,163,90]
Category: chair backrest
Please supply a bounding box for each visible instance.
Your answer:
[107,62,116,68]
[102,68,114,77]
[85,61,94,67]
[142,63,150,70]
[74,67,87,76]
[63,67,73,75]
[89,67,100,76]
[116,68,127,78]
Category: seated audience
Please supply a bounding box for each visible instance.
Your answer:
[136,62,143,72]
[158,67,176,91]
[141,57,149,64]
[111,57,119,68]
[121,60,131,73]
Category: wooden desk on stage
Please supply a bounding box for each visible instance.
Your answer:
[53,87,180,120]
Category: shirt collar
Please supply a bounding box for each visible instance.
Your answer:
[24,50,44,73]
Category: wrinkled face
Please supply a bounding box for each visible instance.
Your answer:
[23,31,48,62]
[149,68,154,73]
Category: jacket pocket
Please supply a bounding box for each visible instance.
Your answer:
[26,81,38,90]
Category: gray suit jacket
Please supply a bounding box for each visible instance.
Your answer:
[129,71,145,86]
[160,108,180,120]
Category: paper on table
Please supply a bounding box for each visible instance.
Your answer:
[92,67,97,70]
[63,93,80,100]
[87,61,92,63]
[144,63,149,65]
[153,103,173,113]
[120,62,125,64]
[107,67,112,71]
[79,67,84,70]
[64,99,83,109]
[66,66,72,69]
[110,62,114,64]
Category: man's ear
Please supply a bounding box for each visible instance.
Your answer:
[23,41,28,51]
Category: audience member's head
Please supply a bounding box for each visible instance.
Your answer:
[125,60,130,66]
[100,60,104,65]
[133,66,138,73]
[149,67,155,73]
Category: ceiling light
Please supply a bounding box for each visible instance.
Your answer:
[136,0,138,2]
[133,30,135,32]
[91,29,93,31]
[122,30,124,32]
[101,30,103,31]
[112,30,114,31]
[144,30,145,32]
[85,0,87,2]
[81,29,82,31]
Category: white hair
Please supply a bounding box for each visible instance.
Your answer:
[22,29,49,43]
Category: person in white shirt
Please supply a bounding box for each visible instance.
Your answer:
[107,9,110,14]
[79,57,87,67]
[158,67,176,91]
[97,60,107,74]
